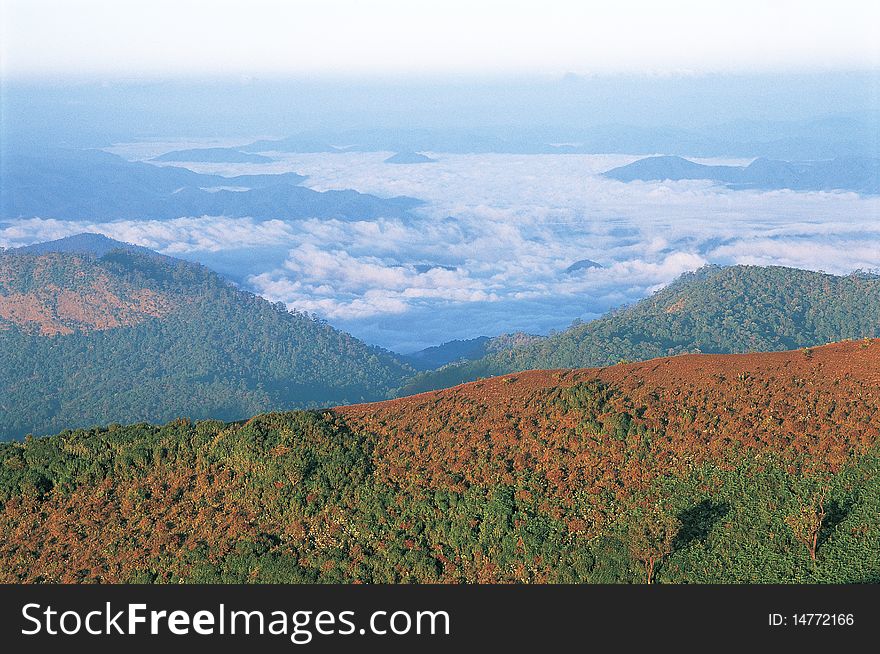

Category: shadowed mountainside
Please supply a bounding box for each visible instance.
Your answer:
[384,151,437,164]
[603,155,880,194]
[8,233,158,258]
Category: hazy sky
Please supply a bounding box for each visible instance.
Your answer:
[2,0,879,78]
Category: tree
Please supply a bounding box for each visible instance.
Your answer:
[785,484,828,562]
[625,495,681,584]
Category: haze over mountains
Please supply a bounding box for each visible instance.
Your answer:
[1,8,878,589]
[235,114,879,160]
[604,155,880,194]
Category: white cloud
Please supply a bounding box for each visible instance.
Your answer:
[0,216,296,253]
[250,242,497,320]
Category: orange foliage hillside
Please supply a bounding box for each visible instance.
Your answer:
[1,340,877,583]
[0,253,176,335]
[339,340,880,499]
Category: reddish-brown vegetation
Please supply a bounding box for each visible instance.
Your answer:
[339,340,880,499]
[0,340,877,584]
[0,253,175,335]
[0,464,258,583]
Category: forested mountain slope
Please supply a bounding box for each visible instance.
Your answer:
[0,248,412,438]
[0,340,877,583]
[400,265,880,394]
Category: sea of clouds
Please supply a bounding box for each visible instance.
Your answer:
[3,149,879,352]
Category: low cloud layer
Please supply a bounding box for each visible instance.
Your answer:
[0,216,296,253]
[4,150,879,351]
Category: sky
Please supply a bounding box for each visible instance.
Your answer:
[2,0,879,78]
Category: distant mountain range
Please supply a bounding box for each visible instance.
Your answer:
[0,236,413,439]
[384,152,437,164]
[603,155,880,194]
[237,116,879,159]
[1,148,421,222]
[402,332,544,371]
[152,147,274,163]
[399,264,880,394]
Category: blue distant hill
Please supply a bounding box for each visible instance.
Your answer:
[402,336,492,370]
[384,152,437,164]
[1,148,422,221]
[565,259,603,274]
[153,147,273,164]
[401,332,545,371]
[603,155,880,194]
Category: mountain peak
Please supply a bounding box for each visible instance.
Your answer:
[10,233,157,258]
[564,259,603,274]
[384,151,437,164]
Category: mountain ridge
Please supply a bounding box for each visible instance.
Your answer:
[9,233,159,258]
[384,151,437,164]
[399,264,880,394]
[603,155,880,194]
[401,332,544,370]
